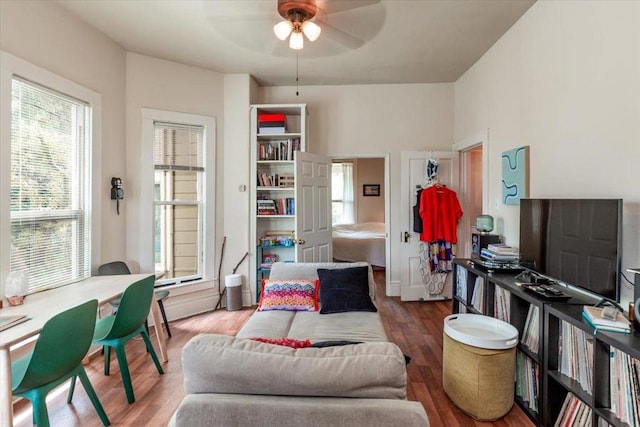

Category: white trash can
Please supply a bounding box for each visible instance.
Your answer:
[442,313,519,421]
[225,274,243,311]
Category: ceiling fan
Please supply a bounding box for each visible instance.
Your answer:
[205,1,385,58]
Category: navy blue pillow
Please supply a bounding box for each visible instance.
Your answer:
[317,266,377,314]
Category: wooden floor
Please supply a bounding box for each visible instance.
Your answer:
[13,271,534,426]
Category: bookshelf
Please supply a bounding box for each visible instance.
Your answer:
[453,259,546,425]
[453,258,640,426]
[250,104,306,302]
[544,303,640,427]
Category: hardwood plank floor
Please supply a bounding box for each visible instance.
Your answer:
[13,271,534,426]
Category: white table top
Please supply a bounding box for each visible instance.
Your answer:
[0,274,152,348]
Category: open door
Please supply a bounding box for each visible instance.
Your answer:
[400,151,460,301]
[295,151,332,262]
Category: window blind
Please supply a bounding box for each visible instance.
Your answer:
[10,78,91,292]
[153,121,204,283]
[153,122,204,171]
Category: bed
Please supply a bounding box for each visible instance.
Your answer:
[332,222,386,268]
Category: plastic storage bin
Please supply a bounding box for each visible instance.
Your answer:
[225,274,243,311]
[442,313,518,421]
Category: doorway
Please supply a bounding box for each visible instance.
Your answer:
[330,156,389,279]
[455,129,489,259]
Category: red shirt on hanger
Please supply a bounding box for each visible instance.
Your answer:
[419,185,463,243]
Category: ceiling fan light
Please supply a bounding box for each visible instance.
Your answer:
[273,20,293,40]
[289,31,304,50]
[301,21,321,42]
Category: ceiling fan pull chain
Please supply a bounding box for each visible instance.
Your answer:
[296,50,300,96]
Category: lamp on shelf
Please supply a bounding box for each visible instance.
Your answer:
[273,0,322,50]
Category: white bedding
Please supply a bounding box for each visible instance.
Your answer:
[332,222,386,268]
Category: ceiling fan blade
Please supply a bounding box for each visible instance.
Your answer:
[312,0,384,49]
[316,0,381,15]
[321,23,365,50]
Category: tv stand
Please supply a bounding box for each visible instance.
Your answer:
[452,259,640,426]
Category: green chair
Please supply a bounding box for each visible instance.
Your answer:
[98,261,172,337]
[11,299,110,427]
[74,275,164,404]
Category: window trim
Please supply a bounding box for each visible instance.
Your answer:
[0,50,102,297]
[139,109,216,287]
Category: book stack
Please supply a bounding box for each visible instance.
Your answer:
[258,138,301,160]
[554,392,593,426]
[494,287,511,322]
[609,347,640,426]
[559,320,593,394]
[521,305,540,354]
[261,254,278,270]
[516,350,539,414]
[258,113,286,134]
[257,199,277,215]
[480,243,519,262]
[582,305,630,334]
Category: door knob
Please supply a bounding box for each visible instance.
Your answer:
[403,232,410,242]
[297,239,306,245]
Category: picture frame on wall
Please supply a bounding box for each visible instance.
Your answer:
[363,184,380,197]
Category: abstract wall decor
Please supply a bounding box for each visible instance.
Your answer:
[501,145,529,205]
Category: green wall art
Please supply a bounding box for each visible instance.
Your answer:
[501,146,529,205]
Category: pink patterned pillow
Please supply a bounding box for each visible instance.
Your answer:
[257,279,319,312]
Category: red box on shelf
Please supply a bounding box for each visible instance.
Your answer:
[258,113,286,123]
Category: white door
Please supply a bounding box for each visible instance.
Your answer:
[295,151,332,262]
[400,151,460,301]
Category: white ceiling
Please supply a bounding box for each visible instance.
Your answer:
[57,0,535,86]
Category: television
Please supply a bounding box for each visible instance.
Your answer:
[519,198,622,301]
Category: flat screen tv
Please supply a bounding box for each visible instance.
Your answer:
[519,198,622,301]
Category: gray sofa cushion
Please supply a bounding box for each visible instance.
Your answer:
[237,310,388,342]
[169,394,430,427]
[183,334,407,399]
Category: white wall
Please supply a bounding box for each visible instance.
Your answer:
[455,0,640,305]
[125,53,226,318]
[356,158,385,223]
[223,74,254,305]
[0,0,126,275]
[258,84,454,294]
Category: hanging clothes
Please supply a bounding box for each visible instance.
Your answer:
[418,185,463,244]
[427,240,454,273]
[413,188,423,233]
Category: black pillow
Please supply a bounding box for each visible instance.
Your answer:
[310,340,363,348]
[317,266,377,314]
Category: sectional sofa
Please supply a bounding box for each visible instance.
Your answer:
[169,262,429,426]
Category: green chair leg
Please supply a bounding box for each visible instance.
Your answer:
[113,343,135,403]
[30,389,50,427]
[104,345,111,375]
[67,375,77,403]
[141,331,164,375]
[77,367,111,426]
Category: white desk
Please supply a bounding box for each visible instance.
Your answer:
[0,274,168,427]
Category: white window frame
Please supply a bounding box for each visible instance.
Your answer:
[139,109,215,287]
[0,51,102,297]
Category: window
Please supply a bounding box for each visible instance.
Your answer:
[331,162,355,225]
[10,78,91,292]
[153,122,204,283]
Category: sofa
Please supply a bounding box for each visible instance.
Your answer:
[169,262,429,426]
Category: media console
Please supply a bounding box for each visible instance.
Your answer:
[453,258,640,427]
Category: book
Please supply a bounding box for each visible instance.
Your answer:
[583,306,630,330]
[480,248,519,261]
[582,312,630,334]
[487,243,518,254]
[0,314,29,332]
